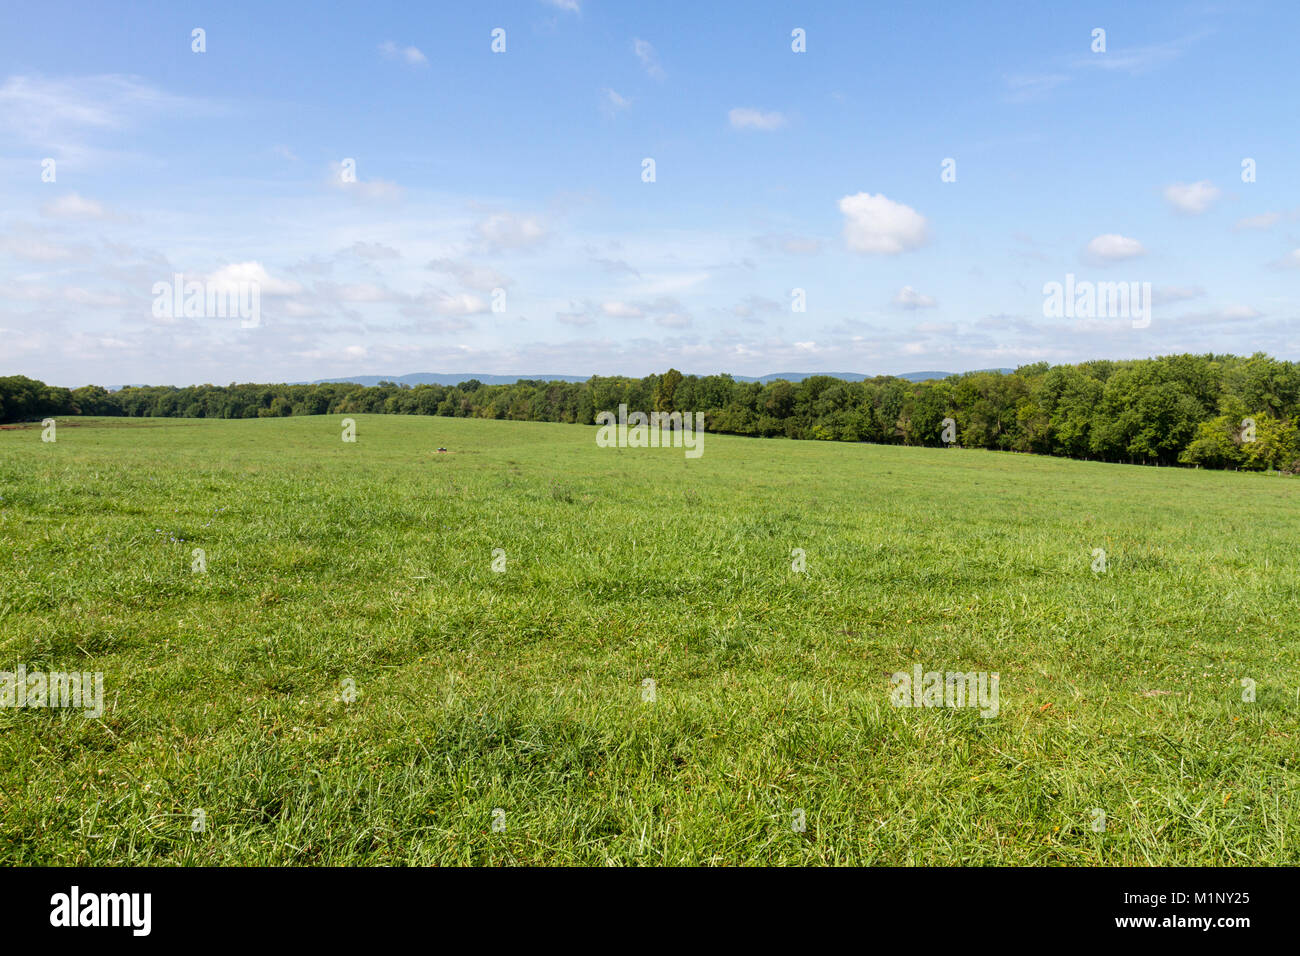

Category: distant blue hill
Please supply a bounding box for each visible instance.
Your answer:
[103,368,1016,390]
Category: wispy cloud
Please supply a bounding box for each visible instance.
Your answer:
[40,192,115,221]
[729,107,787,131]
[427,257,512,291]
[1074,32,1209,75]
[1234,210,1300,231]
[348,241,401,261]
[1234,212,1280,231]
[601,88,631,115]
[328,161,404,202]
[1268,249,1300,270]
[0,73,203,160]
[1006,30,1210,103]
[633,39,664,80]
[1084,234,1146,264]
[207,262,303,297]
[1164,180,1220,214]
[1174,304,1263,327]
[475,211,548,251]
[1151,285,1205,306]
[378,42,428,67]
[1002,73,1067,102]
[893,286,938,310]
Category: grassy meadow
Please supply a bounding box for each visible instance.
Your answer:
[1,413,1297,865]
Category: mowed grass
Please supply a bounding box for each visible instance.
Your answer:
[1,414,1298,866]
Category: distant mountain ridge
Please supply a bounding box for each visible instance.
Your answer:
[101,369,1016,390]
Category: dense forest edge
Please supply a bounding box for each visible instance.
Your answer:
[4,352,1300,471]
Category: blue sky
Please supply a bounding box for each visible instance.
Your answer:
[1,0,1297,386]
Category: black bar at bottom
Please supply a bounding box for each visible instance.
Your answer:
[1,865,1275,942]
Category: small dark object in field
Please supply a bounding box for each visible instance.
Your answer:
[437,447,447,453]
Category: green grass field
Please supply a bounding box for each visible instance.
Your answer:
[1,414,1297,865]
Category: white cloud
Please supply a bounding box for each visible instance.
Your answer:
[206,262,303,296]
[633,39,664,80]
[1084,234,1146,263]
[0,281,55,302]
[724,295,782,319]
[838,193,929,255]
[0,281,126,306]
[0,74,196,145]
[1002,73,1067,102]
[427,258,511,291]
[0,233,83,262]
[754,235,822,255]
[628,271,710,296]
[1269,249,1300,270]
[1174,304,1262,326]
[1151,285,1204,306]
[1219,304,1261,320]
[283,300,324,318]
[327,282,401,303]
[355,180,402,201]
[378,42,428,66]
[1234,212,1280,231]
[40,192,112,220]
[556,306,594,327]
[543,0,580,11]
[729,107,787,131]
[602,88,631,114]
[476,212,547,250]
[349,241,401,260]
[1075,33,1205,75]
[654,311,691,329]
[556,296,691,327]
[430,293,489,316]
[893,286,937,309]
[64,287,127,308]
[328,162,403,202]
[1164,180,1220,214]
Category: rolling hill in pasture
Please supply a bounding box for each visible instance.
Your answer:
[1,415,1297,865]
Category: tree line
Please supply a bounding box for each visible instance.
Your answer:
[4,352,1299,471]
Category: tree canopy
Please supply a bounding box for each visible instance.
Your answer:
[6,354,1300,472]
